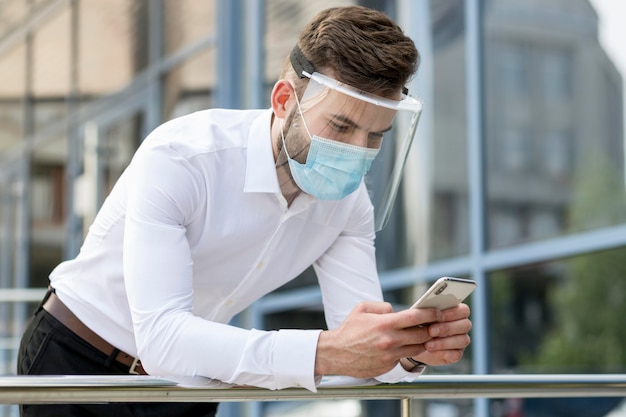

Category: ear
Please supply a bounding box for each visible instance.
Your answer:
[271,79,295,119]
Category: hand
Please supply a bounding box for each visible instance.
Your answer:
[315,301,444,378]
[409,303,472,367]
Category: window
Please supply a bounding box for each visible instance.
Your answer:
[501,45,530,98]
[542,129,572,178]
[541,49,572,101]
[501,127,531,172]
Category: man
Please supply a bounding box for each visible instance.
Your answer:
[18,5,472,417]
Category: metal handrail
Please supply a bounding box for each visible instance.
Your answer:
[1,374,625,417]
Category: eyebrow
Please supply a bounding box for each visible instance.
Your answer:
[331,114,393,135]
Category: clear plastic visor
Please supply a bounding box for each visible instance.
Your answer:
[296,72,423,231]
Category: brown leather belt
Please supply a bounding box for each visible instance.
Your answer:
[43,291,147,375]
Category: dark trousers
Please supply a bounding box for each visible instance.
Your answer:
[17,297,218,417]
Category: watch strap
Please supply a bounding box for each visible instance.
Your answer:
[406,357,427,372]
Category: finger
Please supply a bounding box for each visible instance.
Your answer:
[428,317,472,338]
[395,308,444,329]
[398,343,429,360]
[424,333,472,352]
[441,303,471,321]
[418,348,466,366]
[398,324,434,349]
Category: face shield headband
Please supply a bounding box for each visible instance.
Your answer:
[289,45,423,231]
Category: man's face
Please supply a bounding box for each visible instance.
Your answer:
[305,88,396,148]
[280,88,397,165]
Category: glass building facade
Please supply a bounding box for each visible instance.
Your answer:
[0,0,625,416]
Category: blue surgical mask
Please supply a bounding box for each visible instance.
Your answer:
[280,113,380,200]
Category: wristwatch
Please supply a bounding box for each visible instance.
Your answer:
[405,357,427,372]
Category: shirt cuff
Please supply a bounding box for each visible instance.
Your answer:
[272,329,322,392]
[375,362,426,384]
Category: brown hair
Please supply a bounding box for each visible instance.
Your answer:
[284,6,419,98]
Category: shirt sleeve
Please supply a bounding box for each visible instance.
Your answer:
[122,144,320,390]
[375,363,426,384]
[313,186,382,329]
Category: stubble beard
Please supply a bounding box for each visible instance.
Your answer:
[275,110,311,201]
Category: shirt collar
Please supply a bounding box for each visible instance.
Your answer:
[244,109,281,194]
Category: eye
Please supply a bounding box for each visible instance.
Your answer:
[329,120,351,133]
[367,132,385,149]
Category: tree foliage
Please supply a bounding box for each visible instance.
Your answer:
[524,154,626,371]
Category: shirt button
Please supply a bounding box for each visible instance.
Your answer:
[256,261,264,269]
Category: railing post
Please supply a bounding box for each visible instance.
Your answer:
[401,397,411,417]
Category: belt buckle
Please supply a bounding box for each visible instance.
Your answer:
[129,357,142,375]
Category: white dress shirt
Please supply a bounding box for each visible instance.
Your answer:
[50,108,421,391]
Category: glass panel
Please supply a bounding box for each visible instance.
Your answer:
[29,3,73,287]
[0,170,19,291]
[430,0,469,261]
[163,0,216,56]
[489,247,626,374]
[264,0,356,84]
[263,396,474,417]
[263,0,469,271]
[0,0,28,37]
[0,163,31,389]
[484,1,626,249]
[491,397,624,417]
[32,6,71,132]
[375,0,468,267]
[31,135,67,288]
[78,0,148,97]
[99,112,143,197]
[0,41,25,153]
[76,112,143,231]
[0,169,19,382]
[162,48,215,121]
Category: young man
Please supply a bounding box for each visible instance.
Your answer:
[18,5,472,417]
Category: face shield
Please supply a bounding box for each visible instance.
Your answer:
[286,46,423,231]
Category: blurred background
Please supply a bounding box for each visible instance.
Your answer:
[0,0,625,416]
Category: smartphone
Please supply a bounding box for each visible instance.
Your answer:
[410,277,476,310]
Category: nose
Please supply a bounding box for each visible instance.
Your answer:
[345,130,370,148]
